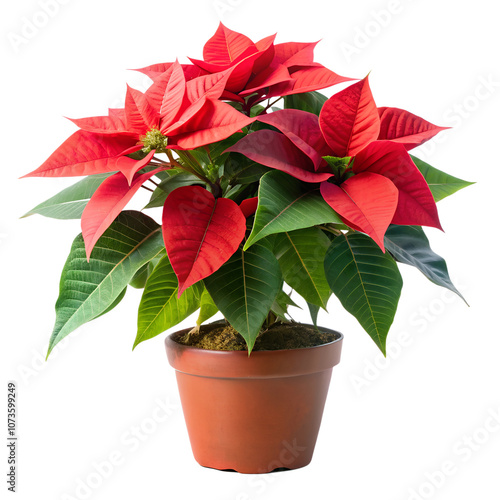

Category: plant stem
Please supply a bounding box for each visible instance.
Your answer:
[259,97,283,115]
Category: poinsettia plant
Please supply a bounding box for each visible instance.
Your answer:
[23,23,471,358]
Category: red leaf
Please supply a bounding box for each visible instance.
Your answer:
[239,64,293,97]
[186,69,232,103]
[240,197,258,218]
[162,186,246,294]
[135,62,201,81]
[203,22,255,66]
[273,41,318,67]
[378,107,449,150]
[319,77,380,157]
[168,99,254,149]
[353,141,442,229]
[68,114,132,136]
[285,66,354,96]
[125,85,158,134]
[82,168,162,259]
[252,34,276,73]
[22,131,137,178]
[320,173,399,250]
[116,150,156,186]
[171,69,233,128]
[135,62,174,80]
[144,64,175,111]
[159,61,186,131]
[226,130,333,183]
[221,89,245,103]
[256,109,329,168]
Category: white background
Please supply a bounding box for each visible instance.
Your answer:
[1,0,499,499]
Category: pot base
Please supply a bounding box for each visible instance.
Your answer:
[166,325,343,474]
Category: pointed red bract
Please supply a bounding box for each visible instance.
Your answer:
[22,131,137,178]
[274,41,319,67]
[226,130,333,183]
[116,150,156,186]
[168,99,254,149]
[353,141,442,229]
[203,23,255,66]
[319,77,380,157]
[186,69,232,103]
[377,107,449,150]
[239,197,258,218]
[162,186,246,294]
[252,34,276,73]
[81,168,162,259]
[239,64,293,97]
[256,109,329,168]
[136,62,201,81]
[159,61,186,130]
[287,67,352,96]
[125,85,158,134]
[171,69,233,129]
[68,114,131,136]
[320,173,399,251]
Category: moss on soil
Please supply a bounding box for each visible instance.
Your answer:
[177,322,340,351]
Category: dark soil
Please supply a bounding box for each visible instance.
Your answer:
[177,322,340,351]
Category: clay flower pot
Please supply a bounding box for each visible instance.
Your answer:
[165,326,343,473]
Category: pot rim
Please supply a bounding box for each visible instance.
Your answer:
[165,323,344,379]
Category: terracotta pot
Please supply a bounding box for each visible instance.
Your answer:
[165,325,343,474]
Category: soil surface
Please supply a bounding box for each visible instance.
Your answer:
[177,322,340,351]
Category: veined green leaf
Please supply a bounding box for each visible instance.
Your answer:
[411,155,474,202]
[245,170,342,250]
[204,243,282,352]
[307,302,320,327]
[196,288,219,326]
[384,225,466,303]
[324,233,403,354]
[274,228,331,308]
[225,157,271,185]
[270,289,300,322]
[94,287,127,319]
[284,91,328,116]
[134,254,202,348]
[48,211,164,357]
[22,173,112,219]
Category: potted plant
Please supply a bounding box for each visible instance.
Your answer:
[22,23,471,473]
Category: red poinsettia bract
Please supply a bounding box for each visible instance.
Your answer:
[227,77,445,250]
[23,62,254,260]
[137,23,353,108]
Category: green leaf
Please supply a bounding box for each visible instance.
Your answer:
[384,225,466,303]
[307,302,320,327]
[322,156,351,180]
[48,211,164,357]
[274,228,332,308]
[245,170,342,250]
[130,262,153,289]
[22,173,112,219]
[270,289,298,322]
[204,243,282,352]
[324,233,403,354]
[284,91,328,116]
[94,287,127,319]
[209,132,245,161]
[134,254,202,348]
[144,172,205,209]
[411,156,474,202]
[224,156,271,185]
[196,288,219,326]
